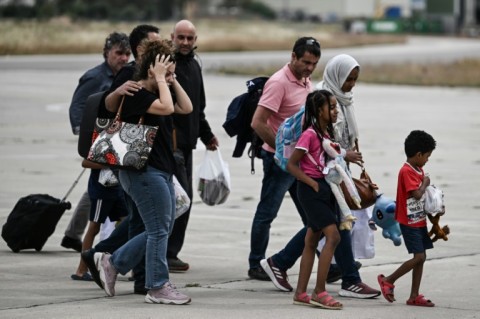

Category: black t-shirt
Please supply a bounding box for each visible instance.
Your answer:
[110,62,136,92]
[121,88,176,174]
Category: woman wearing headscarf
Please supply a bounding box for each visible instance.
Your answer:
[315,54,379,297]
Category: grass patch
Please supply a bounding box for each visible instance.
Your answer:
[217,58,480,88]
[1,18,478,87]
[0,18,406,55]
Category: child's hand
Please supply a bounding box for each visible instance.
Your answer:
[423,174,431,187]
[309,179,319,192]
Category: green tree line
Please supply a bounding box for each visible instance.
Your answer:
[0,0,276,21]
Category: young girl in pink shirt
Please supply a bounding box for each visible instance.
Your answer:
[287,89,343,310]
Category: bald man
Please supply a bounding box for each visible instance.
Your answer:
[168,20,218,272]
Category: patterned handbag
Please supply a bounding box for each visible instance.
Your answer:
[87,96,158,170]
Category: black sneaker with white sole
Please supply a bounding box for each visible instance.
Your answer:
[339,282,380,299]
[260,258,293,292]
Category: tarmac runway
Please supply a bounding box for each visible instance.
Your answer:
[0,37,480,318]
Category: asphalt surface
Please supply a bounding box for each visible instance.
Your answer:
[0,36,479,319]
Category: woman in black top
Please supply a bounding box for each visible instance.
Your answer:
[95,39,193,304]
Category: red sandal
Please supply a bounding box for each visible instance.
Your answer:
[310,291,343,310]
[377,274,395,302]
[293,292,313,307]
[406,294,435,307]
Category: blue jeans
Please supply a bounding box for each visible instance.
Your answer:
[249,150,307,269]
[111,166,175,289]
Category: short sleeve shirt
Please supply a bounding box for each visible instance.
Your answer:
[295,128,327,179]
[395,162,427,227]
[258,63,312,153]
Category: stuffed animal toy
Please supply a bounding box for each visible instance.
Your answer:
[321,138,360,231]
[427,213,450,242]
[370,194,402,246]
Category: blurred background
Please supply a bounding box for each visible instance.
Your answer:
[1,0,479,37]
[1,0,479,87]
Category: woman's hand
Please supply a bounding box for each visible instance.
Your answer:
[345,149,363,166]
[150,54,173,82]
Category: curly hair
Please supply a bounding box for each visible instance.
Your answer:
[133,39,175,81]
[404,130,436,157]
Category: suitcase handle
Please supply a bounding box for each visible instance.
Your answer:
[61,168,87,203]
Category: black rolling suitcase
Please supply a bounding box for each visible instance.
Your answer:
[1,169,86,253]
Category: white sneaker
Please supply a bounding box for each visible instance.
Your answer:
[145,282,191,305]
[97,253,117,297]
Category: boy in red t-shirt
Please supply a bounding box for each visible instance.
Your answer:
[377,130,437,307]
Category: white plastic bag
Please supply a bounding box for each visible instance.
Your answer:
[350,208,375,259]
[196,149,231,206]
[98,168,119,187]
[317,208,375,260]
[173,175,190,219]
[424,185,444,214]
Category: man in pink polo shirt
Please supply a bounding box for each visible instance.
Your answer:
[248,37,320,282]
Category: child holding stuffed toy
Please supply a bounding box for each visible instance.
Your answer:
[286,89,343,309]
[378,130,437,307]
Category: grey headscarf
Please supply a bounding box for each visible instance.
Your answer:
[316,54,360,149]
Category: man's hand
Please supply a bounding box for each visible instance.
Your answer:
[206,136,219,151]
[115,80,142,97]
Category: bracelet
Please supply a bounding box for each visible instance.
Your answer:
[157,80,166,84]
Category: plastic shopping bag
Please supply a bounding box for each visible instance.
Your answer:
[196,149,231,206]
[173,175,191,219]
[317,208,375,260]
[424,185,444,214]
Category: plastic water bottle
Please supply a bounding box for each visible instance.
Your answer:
[283,121,293,158]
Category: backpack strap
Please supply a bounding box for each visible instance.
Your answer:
[305,152,323,172]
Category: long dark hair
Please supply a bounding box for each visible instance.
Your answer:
[303,89,335,140]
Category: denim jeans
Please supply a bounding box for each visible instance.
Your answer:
[249,150,307,269]
[111,165,175,289]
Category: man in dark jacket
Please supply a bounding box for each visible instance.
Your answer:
[169,20,219,272]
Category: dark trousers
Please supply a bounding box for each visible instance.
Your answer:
[167,148,193,259]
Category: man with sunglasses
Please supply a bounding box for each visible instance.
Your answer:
[248,37,320,281]
[168,20,219,272]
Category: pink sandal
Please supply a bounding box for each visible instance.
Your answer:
[377,274,395,302]
[310,291,343,310]
[406,294,435,307]
[293,292,313,307]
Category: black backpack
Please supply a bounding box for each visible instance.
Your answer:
[223,76,269,174]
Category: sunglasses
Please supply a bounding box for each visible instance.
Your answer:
[305,38,320,48]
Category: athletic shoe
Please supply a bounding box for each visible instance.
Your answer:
[260,258,293,292]
[247,266,270,281]
[168,257,189,272]
[97,253,117,297]
[145,282,191,305]
[338,282,381,299]
[81,249,102,289]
